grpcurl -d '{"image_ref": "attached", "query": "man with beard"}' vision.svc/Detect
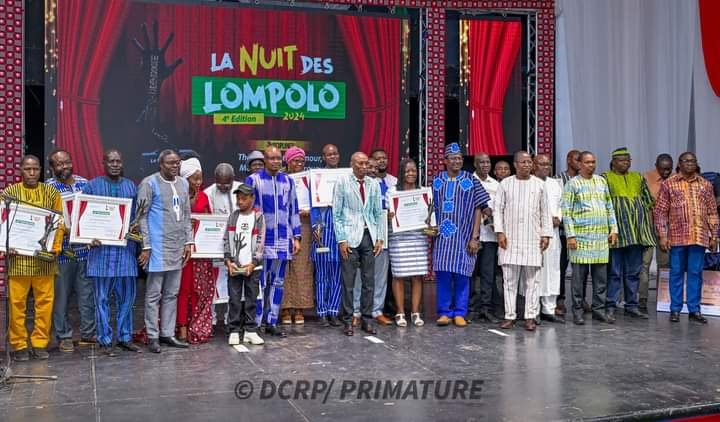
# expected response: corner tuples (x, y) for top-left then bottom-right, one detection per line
(432, 143), (489, 327)
(46, 149), (95, 353)
(603, 148), (655, 321)
(83, 149), (142, 356)
(137, 149), (194, 352)
(654, 152), (719, 324)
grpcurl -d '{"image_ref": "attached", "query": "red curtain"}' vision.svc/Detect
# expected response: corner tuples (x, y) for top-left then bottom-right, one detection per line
(467, 20), (521, 156)
(700, 0), (720, 97)
(56, 0), (130, 177)
(336, 15), (401, 175)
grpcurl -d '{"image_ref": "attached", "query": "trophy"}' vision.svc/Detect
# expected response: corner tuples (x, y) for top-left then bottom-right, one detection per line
(313, 222), (330, 253)
(36, 214), (60, 262)
(125, 199), (147, 243)
(422, 197), (439, 237)
(229, 231), (249, 276)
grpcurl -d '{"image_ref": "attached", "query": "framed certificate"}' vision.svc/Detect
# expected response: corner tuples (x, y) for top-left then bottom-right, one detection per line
(69, 194), (133, 246)
(0, 202), (62, 256)
(309, 168), (350, 207)
(388, 188), (436, 233)
(61, 193), (76, 229)
(289, 171), (311, 211)
(191, 214), (228, 258)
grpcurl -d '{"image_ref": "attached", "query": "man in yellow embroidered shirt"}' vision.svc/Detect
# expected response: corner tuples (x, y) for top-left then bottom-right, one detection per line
(2, 155), (64, 361)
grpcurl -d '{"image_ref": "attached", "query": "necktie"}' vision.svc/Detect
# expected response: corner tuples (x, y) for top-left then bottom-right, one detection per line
(358, 179), (365, 204)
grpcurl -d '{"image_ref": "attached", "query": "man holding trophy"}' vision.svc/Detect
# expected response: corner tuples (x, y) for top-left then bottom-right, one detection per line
(83, 149), (143, 356)
(2, 155), (64, 361)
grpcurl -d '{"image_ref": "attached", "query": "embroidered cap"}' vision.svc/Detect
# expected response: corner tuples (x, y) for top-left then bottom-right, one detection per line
(611, 147), (630, 157)
(233, 183), (254, 196)
(445, 143), (462, 157)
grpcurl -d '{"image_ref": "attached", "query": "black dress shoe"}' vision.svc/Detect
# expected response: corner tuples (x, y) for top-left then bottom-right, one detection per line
(148, 339), (161, 353)
(159, 336), (189, 348)
(343, 324), (354, 336)
(540, 313), (565, 324)
(117, 341), (143, 353)
(606, 309), (616, 324)
(573, 309), (585, 325)
(361, 319), (377, 335)
(328, 316), (342, 327)
(625, 308), (649, 319)
(592, 310), (610, 323)
(265, 326), (288, 337)
(480, 311), (500, 324)
(689, 312), (708, 324)
(319, 316), (330, 327)
(669, 312), (680, 322)
(99, 345), (117, 357)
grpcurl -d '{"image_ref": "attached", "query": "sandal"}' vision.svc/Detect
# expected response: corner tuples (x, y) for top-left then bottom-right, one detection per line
(411, 313), (425, 327)
(395, 313), (407, 327)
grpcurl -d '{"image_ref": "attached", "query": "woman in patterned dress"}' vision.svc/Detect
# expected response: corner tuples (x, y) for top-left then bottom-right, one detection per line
(177, 156), (216, 343)
(280, 147), (315, 324)
(389, 158), (428, 327)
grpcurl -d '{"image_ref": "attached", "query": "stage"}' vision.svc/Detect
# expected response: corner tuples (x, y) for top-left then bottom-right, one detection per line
(1, 288), (720, 422)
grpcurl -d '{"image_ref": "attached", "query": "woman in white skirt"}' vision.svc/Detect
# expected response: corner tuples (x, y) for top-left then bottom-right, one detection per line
(389, 158), (429, 327)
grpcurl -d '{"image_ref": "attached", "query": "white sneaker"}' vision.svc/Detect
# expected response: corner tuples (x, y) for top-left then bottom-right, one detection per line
(243, 332), (265, 345)
(228, 332), (240, 345)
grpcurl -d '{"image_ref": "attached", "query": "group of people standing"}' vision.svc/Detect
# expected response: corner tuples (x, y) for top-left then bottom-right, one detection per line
(2, 142), (717, 361)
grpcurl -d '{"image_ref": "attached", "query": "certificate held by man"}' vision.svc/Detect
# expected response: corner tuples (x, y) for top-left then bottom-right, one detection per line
(388, 188), (437, 233)
(0, 202), (61, 257)
(309, 168), (350, 207)
(191, 214), (228, 258)
(289, 170), (311, 211)
(70, 194), (133, 246)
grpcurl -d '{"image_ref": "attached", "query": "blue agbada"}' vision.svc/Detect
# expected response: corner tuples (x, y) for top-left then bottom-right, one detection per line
(431, 170), (489, 277)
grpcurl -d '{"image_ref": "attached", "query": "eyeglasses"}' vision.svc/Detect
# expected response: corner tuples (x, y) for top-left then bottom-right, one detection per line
(680, 159), (697, 164)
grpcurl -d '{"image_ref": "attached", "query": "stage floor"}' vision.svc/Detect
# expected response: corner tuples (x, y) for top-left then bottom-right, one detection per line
(2, 297), (720, 421)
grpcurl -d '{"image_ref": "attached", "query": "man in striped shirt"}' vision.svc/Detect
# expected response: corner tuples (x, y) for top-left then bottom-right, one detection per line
(46, 149), (95, 353)
(654, 152), (719, 324)
(432, 143), (489, 327)
(495, 151), (553, 331)
(562, 151), (618, 325)
(246, 145), (302, 337)
(83, 149), (142, 356)
(3, 155), (64, 361)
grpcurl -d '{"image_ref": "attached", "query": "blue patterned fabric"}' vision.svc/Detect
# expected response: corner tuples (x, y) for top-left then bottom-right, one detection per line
(246, 169), (301, 260)
(83, 177), (139, 277)
(46, 175), (90, 263)
(432, 170), (489, 277)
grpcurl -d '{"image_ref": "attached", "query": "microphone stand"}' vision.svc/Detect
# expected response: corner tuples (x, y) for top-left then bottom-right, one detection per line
(1, 193), (58, 386)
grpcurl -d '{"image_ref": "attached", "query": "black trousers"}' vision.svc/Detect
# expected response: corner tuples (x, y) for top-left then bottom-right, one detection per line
(469, 242), (500, 314)
(559, 235), (569, 300)
(341, 230), (375, 324)
(571, 263), (607, 312)
(227, 270), (260, 333)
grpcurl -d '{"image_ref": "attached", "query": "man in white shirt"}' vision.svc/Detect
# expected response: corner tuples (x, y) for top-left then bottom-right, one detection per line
(469, 153), (501, 323)
(534, 154), (565, 323)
